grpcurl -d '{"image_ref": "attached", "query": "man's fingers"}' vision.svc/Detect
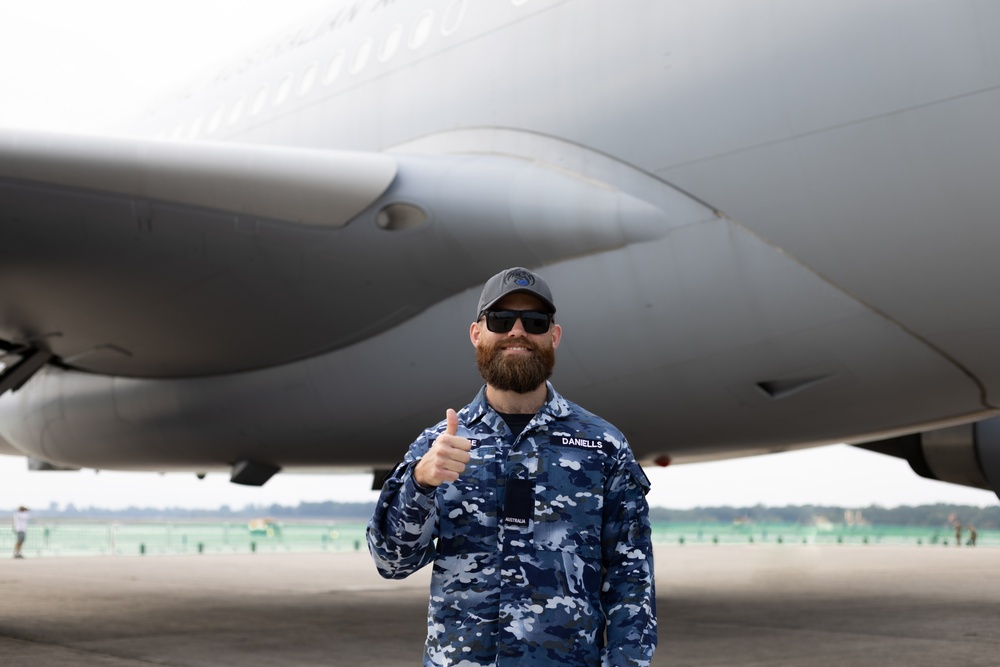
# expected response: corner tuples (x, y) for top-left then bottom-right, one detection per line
(441, 457), (468, 474)
(439, 434), (472, 452)
(415, 412), (472, 487)
(445, 446), (471, 464)
(439, 410), (471, 451)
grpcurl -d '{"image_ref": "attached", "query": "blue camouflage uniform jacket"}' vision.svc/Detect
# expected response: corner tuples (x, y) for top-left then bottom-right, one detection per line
(367, 383), (656, 667)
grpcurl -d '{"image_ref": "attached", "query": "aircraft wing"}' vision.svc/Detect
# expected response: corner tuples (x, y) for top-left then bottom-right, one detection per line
(0, 128), (697, 377)
(1, 128), (398, 228)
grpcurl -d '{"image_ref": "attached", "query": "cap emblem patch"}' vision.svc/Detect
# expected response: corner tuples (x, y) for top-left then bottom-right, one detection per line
(506, 269), (535, 287)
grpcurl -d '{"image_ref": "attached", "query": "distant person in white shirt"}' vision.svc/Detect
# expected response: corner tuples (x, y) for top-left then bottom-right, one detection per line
(13, 506), (29, 559)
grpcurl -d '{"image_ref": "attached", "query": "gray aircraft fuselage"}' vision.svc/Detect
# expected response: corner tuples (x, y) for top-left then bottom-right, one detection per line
(2, 0), (1000, 482)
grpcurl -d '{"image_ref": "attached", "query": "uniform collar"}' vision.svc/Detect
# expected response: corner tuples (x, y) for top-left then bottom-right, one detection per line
(462, 381), (572, 431)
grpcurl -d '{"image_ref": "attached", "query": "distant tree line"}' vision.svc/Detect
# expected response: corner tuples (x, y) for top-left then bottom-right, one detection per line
(14, 500), (377, 521)
(8, 502), (998, 528)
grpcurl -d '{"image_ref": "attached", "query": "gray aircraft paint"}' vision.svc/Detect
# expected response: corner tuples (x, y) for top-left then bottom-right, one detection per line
(1, 0), (999, 486)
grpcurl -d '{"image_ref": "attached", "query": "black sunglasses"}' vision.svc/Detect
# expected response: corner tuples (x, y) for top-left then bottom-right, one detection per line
(481, 309), (553, 335)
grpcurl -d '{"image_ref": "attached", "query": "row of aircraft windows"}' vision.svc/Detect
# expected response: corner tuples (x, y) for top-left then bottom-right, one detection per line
(162, 0), (533, 140)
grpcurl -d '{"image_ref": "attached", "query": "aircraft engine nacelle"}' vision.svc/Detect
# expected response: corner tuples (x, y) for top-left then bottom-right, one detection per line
(859, 418), (1000, 501)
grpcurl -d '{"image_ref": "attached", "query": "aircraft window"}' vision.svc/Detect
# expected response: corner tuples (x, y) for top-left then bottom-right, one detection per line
(324, 50), (346, 85)
(410, 11), (434, 49)
(207, 105), (224, 134)
(350, 37), (374, 74)
(273, 74), (293, 106)
(379, 24), (403, 62)
(228, 95), (247, 125)
(441, 0), (467, 36)
(189, 116), (203, 139)
(298, 62), (318, 96)
(250, 85), (269, 117)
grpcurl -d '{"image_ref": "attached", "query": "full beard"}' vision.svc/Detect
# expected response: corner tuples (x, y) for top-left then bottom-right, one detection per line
(476, 336), (556, 394)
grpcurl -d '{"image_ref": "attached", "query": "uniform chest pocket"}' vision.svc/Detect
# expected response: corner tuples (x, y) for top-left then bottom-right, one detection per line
(533, 442), (606, 558)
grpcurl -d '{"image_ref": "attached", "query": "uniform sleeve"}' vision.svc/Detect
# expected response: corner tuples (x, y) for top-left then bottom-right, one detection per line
(366, 431), (441, 580)
(601, 456), (657, 667)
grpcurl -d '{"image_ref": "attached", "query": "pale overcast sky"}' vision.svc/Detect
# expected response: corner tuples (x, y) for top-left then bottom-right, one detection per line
(0, 1), (995, 512)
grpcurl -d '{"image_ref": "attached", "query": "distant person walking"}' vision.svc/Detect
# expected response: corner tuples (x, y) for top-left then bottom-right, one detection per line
(966, 524), (978, 547)
(948, 513), (962, 547)
(12, 506), (29, 559)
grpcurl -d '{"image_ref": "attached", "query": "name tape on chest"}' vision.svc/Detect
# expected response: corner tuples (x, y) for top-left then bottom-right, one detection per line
(551, 435), (608, 452)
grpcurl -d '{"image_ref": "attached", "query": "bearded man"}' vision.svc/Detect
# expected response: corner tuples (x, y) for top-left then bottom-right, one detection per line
(367, 267), (657, 667)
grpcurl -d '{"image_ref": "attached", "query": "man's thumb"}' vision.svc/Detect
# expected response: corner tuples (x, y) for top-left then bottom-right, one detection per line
(445, 408), (458, 436)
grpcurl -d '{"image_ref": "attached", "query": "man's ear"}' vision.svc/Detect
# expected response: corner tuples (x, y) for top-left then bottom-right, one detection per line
(551, 323), (562, 350)
(470, 320), (482, 347)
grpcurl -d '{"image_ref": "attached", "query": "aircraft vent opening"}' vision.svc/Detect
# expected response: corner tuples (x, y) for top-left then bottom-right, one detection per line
(376, 203), (427, 231)
(756, 374), (833, 400)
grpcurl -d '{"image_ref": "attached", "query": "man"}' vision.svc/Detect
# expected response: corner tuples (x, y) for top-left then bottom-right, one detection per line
(367, 267), (656, 667)
(13, 506), (29, 559)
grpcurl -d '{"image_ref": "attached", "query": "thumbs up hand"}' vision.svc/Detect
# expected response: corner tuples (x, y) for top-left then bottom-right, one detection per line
(414, 409), (473, 488)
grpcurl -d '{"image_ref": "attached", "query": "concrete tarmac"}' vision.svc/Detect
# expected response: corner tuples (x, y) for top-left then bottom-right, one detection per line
(1, 545), (998, 666)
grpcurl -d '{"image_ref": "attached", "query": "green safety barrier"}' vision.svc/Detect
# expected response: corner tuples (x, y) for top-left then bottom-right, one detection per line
(648, 521), (997, 548)
(0, 520), (369, 558)
(0, 520), (995, 558)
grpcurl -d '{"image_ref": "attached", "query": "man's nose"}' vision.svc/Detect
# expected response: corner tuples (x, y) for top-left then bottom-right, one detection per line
(507, 316), (528, 336)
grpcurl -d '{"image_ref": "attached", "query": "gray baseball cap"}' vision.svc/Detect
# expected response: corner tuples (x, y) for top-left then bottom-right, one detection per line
(477, 267), (556, 318)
